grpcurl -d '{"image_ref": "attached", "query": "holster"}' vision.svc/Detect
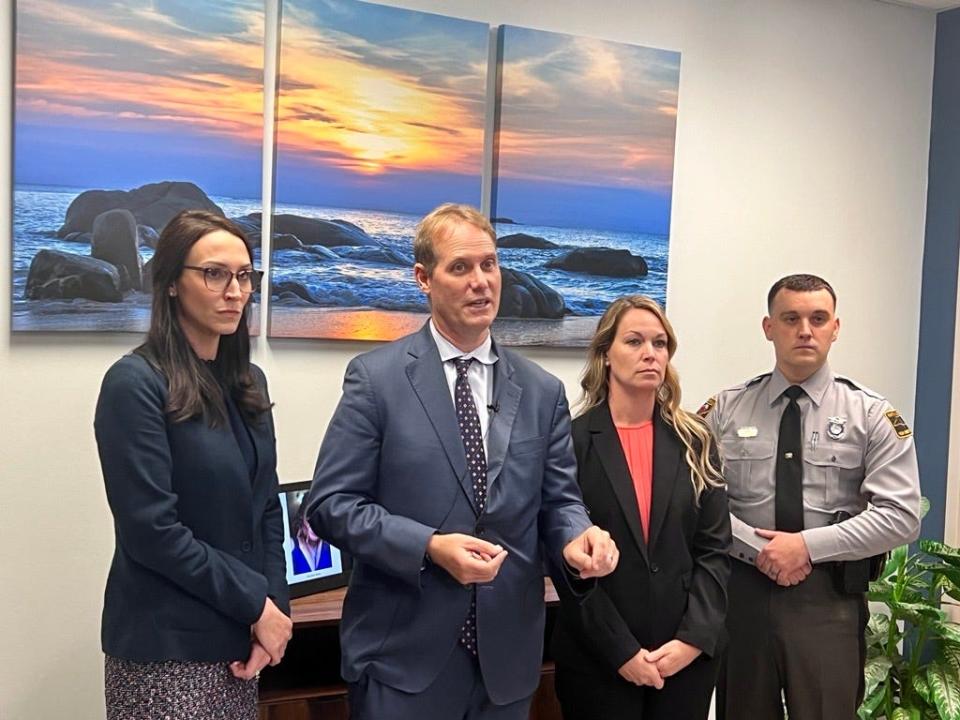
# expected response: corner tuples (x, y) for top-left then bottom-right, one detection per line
(829, 511), (886, 595)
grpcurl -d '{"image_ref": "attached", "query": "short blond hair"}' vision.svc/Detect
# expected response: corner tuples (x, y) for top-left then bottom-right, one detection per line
(413, 203), (495, 275)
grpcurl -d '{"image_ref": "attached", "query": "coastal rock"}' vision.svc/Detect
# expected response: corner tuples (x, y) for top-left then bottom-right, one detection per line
(546, 248), (648, 277)
(301, 245), (340, 261)
(63, 231), (93, 243)
(92, 209), (142, 290)
(498, 267), (566, 319)
(272, 280), (320, 304)
(25, 250), (124, 302)
(137, 224), (160, 248)
(333, 245), (412, 265)
(246, 213), (377, 247)
(57, 181), (223, 237)
(230, 216), (263, 248)
(141, 257), (154, 292)
(271, 233), (303, 251)
(492, 217), (516, 224)
(497, 233), (558, 250)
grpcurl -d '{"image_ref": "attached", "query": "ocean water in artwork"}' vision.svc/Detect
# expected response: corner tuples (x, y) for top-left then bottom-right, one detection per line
(12, 186), (263, 332)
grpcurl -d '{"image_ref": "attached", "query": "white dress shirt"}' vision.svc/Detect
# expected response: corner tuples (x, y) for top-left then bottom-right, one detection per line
(428, 319), (498, 456)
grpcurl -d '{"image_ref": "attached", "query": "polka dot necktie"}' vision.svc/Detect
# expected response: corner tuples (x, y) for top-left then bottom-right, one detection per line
(454, 356), (487, 656)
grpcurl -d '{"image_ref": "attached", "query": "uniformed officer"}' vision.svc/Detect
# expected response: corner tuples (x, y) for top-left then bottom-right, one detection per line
(701, 273), (921, 720)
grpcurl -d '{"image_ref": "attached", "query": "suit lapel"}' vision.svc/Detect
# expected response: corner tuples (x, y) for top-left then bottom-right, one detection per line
(485, 351), (521, 490)
(589, 403), (649, 564)
(404, 324), (476, 514)
(648, 410), (681, 550)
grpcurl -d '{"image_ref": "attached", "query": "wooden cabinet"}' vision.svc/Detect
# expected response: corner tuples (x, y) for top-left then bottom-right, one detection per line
(258, 582), (563, 720)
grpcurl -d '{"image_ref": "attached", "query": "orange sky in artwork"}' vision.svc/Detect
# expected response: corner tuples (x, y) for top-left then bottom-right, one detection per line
(276, 48), (484, 177)
(16, 27), (265, 144)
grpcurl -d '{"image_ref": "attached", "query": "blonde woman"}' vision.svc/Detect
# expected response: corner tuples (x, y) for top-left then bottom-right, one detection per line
(552, 296), (731, 720)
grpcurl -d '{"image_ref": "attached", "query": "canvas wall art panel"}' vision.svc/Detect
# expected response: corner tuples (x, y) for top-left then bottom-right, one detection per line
(267, 0), (489, 340)
(12, 0), (266, 332)
(490, 26), (681, 346)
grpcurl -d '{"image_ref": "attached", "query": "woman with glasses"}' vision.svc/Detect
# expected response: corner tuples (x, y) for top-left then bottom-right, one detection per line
(94, 210), (292, 720)
(551, 295), (731, 720)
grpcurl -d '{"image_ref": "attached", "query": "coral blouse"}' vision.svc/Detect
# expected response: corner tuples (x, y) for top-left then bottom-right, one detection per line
(615, 421), (654, 543)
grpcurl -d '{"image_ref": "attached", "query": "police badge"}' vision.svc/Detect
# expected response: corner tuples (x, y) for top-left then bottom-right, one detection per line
(826, 416), (847, 440)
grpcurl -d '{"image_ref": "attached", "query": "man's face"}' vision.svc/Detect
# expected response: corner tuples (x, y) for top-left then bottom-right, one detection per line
(763, 288), (839, 383)
(414, 220), (501, 351)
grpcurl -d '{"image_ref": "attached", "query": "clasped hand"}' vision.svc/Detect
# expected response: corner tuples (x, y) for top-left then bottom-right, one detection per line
(618, 640), (701, 688)
(231, 597), (293, 680)
(427, 533), (508, 585)
(755, 529), (812, 586)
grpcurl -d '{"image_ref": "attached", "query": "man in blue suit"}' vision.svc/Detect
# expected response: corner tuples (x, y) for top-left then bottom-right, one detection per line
(306, 203), (619, 719)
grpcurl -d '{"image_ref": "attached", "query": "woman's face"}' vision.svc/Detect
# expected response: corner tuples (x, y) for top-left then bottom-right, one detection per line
(172, 230), (251, 354)
(605, 307), (670, 398)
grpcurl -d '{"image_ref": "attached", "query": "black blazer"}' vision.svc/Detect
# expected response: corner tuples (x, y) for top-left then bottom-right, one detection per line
(94, 354), (290, 663)
(552, 402), (731, 675)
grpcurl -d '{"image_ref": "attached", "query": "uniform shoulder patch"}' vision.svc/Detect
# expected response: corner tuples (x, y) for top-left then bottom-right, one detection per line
(885, 410), (912, 439)
(697, 397), (716, 419)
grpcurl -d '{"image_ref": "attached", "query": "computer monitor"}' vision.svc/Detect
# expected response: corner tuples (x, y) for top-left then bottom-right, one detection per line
(278, 480), (351, 598)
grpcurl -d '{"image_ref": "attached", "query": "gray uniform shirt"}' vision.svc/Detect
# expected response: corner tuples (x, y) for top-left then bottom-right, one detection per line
(703, 363), (921, 566)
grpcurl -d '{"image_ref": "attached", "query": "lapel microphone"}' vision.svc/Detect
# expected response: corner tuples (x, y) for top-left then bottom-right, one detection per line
(487, 402), (500, 414)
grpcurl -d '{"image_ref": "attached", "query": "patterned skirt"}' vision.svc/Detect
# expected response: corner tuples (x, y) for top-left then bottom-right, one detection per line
(104, 655), (258, 720)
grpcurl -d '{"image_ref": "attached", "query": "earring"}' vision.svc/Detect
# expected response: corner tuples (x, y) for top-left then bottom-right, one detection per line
(168, 286), (177, 297)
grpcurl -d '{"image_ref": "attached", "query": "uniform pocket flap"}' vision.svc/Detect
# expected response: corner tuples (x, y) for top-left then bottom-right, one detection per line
(721, 438), (775, 462)
(805, 445), (861, 469)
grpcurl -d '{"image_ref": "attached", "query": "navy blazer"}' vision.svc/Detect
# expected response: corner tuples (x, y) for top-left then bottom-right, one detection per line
(306, 322), (592, 705)
(552, 402), (731, 675)
(94, 354), (289, 663)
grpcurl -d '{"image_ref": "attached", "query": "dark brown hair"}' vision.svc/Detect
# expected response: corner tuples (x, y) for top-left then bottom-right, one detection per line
(767, 274), (836, 312)
(135, 209), (270, 426)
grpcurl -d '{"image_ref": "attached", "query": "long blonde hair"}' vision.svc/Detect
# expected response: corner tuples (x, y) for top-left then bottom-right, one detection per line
(578, 295), (723, 499)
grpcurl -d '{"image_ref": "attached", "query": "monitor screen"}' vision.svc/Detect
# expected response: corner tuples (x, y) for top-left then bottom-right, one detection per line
(278, 480), (351, 598)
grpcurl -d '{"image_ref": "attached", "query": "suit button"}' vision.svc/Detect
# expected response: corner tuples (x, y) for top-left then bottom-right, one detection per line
(241, 541), (252, 552)
(476, 525), (485, 536)
(650, 563), (660, 573)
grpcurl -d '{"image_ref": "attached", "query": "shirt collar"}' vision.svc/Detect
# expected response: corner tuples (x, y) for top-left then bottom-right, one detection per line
(429, 319), (498, 366)
(767, 362), (833, 408)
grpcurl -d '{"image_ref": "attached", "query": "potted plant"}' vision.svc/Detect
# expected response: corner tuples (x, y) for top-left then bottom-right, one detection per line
(860, 525), (960, 719)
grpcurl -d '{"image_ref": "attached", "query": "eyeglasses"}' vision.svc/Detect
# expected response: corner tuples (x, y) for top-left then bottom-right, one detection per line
(182, 266), (263, 293)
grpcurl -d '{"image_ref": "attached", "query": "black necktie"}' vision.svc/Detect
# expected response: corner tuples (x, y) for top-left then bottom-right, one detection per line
(775, 385), (805, 533)
(454, 357), (487, 655)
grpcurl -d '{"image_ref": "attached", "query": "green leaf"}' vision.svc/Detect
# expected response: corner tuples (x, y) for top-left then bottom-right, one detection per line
(892, 707), (921, 720)
(922, 541), (960, 568)
(927, 663), (960, 720)
(914, 672), (932, 704)
(866, 613), (893, 649)
(863, 655), (893, 701)
(935, 622), (960, 647)
(921, 496), (931, 519)
(889, 600), (947, 625)
(859, 685), (886, 719)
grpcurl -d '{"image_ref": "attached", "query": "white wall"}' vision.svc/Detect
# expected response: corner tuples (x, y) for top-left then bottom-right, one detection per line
(0, 0), (935, 717)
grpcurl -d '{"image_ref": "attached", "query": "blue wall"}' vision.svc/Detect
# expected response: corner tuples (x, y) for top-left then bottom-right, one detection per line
(916, 7), (960, 542)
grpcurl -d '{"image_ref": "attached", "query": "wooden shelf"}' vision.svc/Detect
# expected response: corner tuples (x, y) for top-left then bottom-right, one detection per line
(259, 578), (562, 719)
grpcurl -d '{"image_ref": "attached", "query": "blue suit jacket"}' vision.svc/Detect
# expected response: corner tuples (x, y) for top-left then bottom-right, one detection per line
(94, 354), (289, 663)
(306, 323), (592, 704)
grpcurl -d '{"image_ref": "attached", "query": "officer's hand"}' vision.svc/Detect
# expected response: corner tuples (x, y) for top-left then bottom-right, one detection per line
(618, 649), (664, 689)
(776, 561), (812, 587)
(427, 533), (507, 585)
(646, 639), (702, 678)
(755, 529), (811, 582)
(563, 526), (619, 579)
